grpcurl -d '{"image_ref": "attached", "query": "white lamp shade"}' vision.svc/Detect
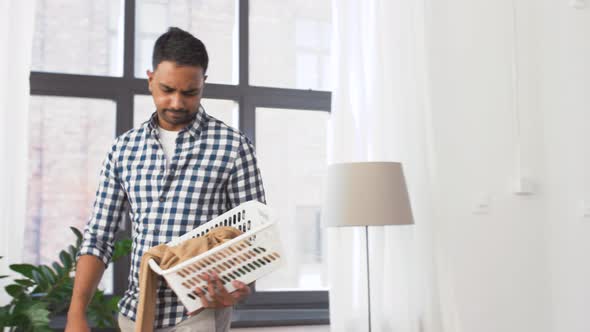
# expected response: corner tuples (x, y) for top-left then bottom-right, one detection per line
(323, 162), (414, 227)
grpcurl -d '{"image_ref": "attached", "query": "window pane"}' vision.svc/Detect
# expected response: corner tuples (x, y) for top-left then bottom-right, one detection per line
(135, 0), (237, 84)
(255, 108), (330, 290)
(134, 95), (238, 130)
(31, 0), (124, 76)
(250, 0), (332, 90)
(24, 96), (117, 294)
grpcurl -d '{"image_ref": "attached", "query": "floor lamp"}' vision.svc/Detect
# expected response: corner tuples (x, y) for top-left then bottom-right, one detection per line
(323, 162), (414, 332)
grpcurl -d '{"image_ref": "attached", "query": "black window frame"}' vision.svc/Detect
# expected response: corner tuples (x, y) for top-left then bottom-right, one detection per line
(31, 0), (331, 328)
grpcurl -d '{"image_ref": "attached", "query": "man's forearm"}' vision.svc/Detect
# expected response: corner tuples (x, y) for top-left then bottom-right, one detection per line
(68, 255), (106, 316)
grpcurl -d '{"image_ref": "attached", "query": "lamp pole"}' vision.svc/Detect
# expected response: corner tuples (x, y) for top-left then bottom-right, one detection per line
(366, 226), (372, 332)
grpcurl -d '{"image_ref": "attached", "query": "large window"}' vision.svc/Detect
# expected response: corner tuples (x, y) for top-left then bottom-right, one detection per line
(31, 0), (125, 76)
(250, 0), (332, 90)
(25, 96), (117, 294)
(28, 0), (331, 327)
(256, 108), (330, 291)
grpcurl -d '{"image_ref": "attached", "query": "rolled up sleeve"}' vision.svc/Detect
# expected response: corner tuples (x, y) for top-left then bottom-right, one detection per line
(77, 140), (126, 266)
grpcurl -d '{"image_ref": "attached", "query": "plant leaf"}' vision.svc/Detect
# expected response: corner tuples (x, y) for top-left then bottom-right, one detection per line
(0, 304), (16, 327)
(59, 250), (72, 269)
(108, 295), (121, 311)
(112, 238), (132, 262)
(70, 226), (84, 246)
(9, 264), (35, 279)
(23, 302), (51, 331)
(31, 269), (49, 291)
(87, 290), (120, 328)
(38, 265), (57, 285)
(68, 245), (78, 260)
(0, 228), (122, 331)
(14, 278), (35, 288)
(5, 284), (24, 298)
(51, 262), (65, 278)
(11, 299), (42, 329)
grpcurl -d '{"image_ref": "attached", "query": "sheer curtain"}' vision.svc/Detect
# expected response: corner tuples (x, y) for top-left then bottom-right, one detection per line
(326, 0), (457, 331)
(0, 0), (36, 305)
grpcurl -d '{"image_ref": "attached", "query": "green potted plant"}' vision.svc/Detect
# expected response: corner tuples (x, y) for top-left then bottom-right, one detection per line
(0, 227), (131, 331)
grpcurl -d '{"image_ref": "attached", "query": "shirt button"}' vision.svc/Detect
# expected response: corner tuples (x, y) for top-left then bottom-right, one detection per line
(159, 197), (165, 202)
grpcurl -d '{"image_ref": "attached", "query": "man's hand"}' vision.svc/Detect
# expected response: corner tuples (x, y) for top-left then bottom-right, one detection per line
(190, 272), (251, 314)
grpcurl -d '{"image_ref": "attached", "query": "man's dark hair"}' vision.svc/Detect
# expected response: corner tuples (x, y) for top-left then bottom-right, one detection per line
(152, 27), (209, 73)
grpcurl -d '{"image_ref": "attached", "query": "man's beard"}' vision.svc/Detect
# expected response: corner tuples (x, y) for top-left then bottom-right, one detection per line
(162, 108), (195, 124)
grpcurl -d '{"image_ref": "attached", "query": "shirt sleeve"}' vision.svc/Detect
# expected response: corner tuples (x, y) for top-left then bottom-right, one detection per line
(226, 137), (266, 208)
(77, 139), (126, 267)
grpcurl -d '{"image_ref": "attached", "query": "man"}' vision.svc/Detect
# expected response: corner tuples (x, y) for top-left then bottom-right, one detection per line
(66, 27), (265, 332)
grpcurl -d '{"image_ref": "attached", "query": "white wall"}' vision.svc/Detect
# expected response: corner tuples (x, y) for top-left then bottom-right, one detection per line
(425, 0), (589, 331)
(538, 1), (590, 332)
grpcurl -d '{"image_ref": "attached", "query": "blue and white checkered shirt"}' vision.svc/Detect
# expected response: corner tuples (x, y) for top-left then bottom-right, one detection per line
(78, 107), (266, 328)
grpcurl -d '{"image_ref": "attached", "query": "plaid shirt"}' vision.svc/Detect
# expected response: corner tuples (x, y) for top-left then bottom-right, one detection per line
(78, 108), (266, 328)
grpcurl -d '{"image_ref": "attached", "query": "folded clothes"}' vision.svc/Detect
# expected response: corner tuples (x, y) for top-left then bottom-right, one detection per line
(136, 226), (243, 332)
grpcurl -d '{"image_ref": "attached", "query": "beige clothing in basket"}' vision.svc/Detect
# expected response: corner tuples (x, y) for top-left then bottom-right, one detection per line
(136, 226), (243, 332)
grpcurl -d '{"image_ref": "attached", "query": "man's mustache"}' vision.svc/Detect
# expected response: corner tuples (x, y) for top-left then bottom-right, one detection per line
(164, 108), (189, 114)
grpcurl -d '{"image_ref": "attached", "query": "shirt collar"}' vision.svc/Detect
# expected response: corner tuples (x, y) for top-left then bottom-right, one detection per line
(146, 106), (208, 139)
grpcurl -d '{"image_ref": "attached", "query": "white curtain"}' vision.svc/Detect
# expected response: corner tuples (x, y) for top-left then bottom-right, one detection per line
(0, 0), (36, 305)
(327, 0), (455, 331)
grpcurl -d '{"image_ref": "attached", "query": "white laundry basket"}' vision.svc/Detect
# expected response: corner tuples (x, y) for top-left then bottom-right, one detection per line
(147, 200), (283, 313)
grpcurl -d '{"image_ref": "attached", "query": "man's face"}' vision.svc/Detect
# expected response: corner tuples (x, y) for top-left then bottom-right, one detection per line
(147, 60), (206, 131)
